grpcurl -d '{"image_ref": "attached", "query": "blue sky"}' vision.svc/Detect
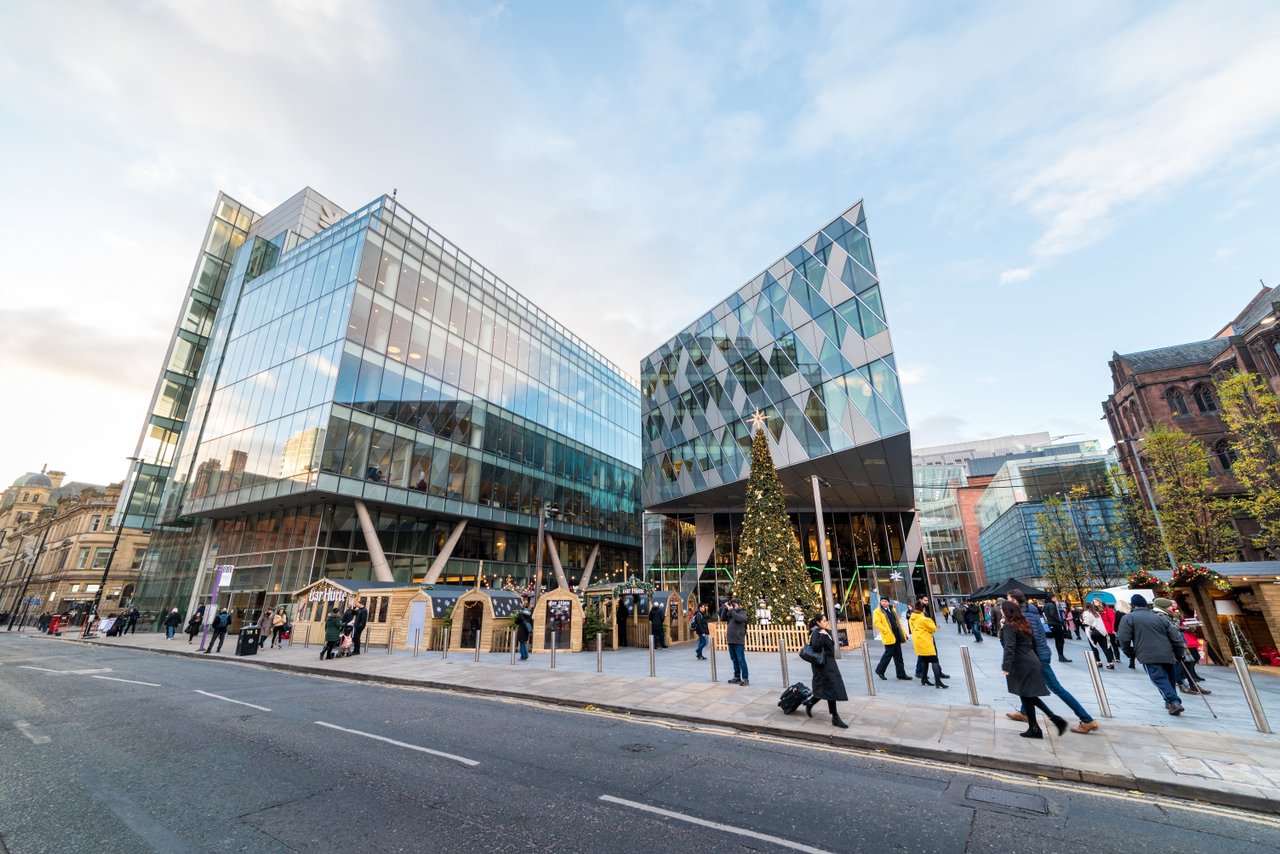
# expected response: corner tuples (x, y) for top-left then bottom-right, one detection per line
(2, 0), (1279, 485)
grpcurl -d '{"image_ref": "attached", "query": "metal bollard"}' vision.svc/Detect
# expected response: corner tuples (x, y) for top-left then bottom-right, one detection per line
(413, 628), (420, 658)
(1233, 655), (1273, 734)
(474, 633), (481, 662)
(551, 630), (558, 669)
(709, 635), (718, 682)
(861, 642), (876, 696)
(649, 635), (656, 677)
(510, 632), (517, 665)
(596, 633), (603, 673)
(442, 628), (450, 659)
(778, 636), (790, 687)
(1085, 653), (1113, 718)
(304, 625), (311, 649)
(387, 627), (394, 655)
(959, 646), (979, 707)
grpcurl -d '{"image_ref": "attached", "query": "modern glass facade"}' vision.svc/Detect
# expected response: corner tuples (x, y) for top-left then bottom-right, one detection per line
(913, 464), (977, 597)
(641, 201), (922, 612)
(978, 497), (1136, 586)
(128, 190), (641, 619)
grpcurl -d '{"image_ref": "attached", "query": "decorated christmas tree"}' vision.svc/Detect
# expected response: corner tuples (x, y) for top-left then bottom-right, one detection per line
(734, 418), (822, 624)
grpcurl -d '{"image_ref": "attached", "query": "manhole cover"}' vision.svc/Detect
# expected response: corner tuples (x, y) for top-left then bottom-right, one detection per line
(965, 785), (1049, 814)
(621, 743), (654, 752)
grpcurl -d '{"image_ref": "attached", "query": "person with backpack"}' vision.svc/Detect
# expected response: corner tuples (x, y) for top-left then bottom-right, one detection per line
(691, 603), (709, 660)
(203, 608), (231, 654)
(800, 614), (849, 728)
(515, 601), (533, 660)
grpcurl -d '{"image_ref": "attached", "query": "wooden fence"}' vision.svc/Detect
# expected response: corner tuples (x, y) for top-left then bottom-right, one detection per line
(710, 621), (865, 652)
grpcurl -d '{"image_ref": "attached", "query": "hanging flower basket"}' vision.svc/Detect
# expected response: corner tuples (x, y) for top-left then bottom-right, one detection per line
(1126, 569), (1166, 593)
(1171, 564), (1232, 592)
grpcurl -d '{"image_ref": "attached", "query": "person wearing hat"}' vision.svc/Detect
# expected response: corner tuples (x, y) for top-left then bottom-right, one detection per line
(1117, 594), (1189, 715)
(1152, 598), (1211, 695)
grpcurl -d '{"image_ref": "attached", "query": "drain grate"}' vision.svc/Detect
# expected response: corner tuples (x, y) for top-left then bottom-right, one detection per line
(621, 743), (655, 753)
(965, 785), (1049, 814)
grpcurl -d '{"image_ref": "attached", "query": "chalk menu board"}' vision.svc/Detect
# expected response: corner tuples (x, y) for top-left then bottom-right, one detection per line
(544, 599), (572, 643)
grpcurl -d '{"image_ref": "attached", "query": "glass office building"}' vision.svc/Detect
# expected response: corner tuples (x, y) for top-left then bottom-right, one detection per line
(913, 464), (978, 598)
(641, 201), (922, 614)
(125, 189), (641, 619)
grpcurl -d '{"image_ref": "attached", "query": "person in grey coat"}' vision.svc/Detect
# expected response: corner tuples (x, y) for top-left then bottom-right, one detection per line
(1117, 594), (1188, 715)
(999, 600), (1066, 739)
(722, 599), (749, 686)
(801, 615), (849, 728)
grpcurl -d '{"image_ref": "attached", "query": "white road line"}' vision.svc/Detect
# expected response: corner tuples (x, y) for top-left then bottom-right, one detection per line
(313, 721), (479, 767)
(68, 668), (113, 675)
(194, 690), (271, 712)
(92, 675), (161, 687)
(14, 720), (51, 745)
(598, 795), (834, 854)
(18, 665), (62, 673)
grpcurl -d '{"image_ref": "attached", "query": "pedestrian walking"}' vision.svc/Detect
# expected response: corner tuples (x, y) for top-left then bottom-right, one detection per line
(123, 607), (140, 635)
(872, 597), (911, 680)
(941, 602), (951, 624)
(321, 607), (342, 660)
(1178, 618), (1209, 689)
(1153, 598), (1210, 696)
(256, 607), (273, 649)
(801, 614), (849, 728)
(271, 608), (287, 647)
(999, 599), (1067, 739)
(1064, 604), (1078, 640)
(1082, 603), (1115, 668)
(1101, 602), (1122, 664)
(185, 607), (204, 644)
(1043, 593), (1071, 662)
(964, 601), (983, 642)
(1117, 594), (1188, 716)
(515, 601), (533, 660)
(1114, 606), (1136, 669)
(722, 598), (749, 686)
(1005, 591), (1098, 734)
(649, 600), (668, 649)
(164, 608), (181, 640)
(342, 599), (368, 655)
(203, 608), (230, 654)
(909, 600), (947, 688)
(691, 603), (709, 660)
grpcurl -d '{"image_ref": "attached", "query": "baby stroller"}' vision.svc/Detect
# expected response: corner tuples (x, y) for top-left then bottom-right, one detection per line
(337, 625), (355, 658)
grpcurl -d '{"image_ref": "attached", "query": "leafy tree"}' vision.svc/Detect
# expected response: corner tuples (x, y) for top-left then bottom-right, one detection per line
(1141, 423), (1237, 563)
(1109, 465), (1170, 573)
(734, 426), (822, 624)
(1216, 370), (1280, 557)
(1032, 495), (1099, 604)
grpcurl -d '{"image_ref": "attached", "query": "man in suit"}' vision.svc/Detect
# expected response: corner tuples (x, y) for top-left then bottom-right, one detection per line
(872, 597), (911, 680)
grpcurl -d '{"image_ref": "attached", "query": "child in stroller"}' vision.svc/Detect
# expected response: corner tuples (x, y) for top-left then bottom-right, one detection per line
(337, 625), (355, 657)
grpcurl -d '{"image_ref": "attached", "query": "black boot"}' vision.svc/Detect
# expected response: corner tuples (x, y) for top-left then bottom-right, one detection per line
(936, 680), (949, 689)
(802, 698), (815, 717)
(921, 675), (933, 686)
(1019, 726), (1043, 739)
(832, 714), (849, 729)
(1049, 715), (1067, 736)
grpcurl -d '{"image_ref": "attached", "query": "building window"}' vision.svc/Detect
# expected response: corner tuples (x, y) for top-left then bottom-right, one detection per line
(1214, 440), (1238, 473)
(1192, 385), (1218, 413)
(1166, 388), (1189, 416)
(21, 493), (29, 502)
(76, 548), (91, 568)
(71, 584), (80, 593)
(91, 548), (112, 569)
(90, 515), (101, 532)
(130, 548), (147, 570)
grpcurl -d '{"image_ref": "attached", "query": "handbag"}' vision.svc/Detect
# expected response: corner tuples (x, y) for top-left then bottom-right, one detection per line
(799, 644), (826, 667)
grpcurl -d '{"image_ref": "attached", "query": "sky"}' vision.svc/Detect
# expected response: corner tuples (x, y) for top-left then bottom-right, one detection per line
(1, 0), (1279, 487)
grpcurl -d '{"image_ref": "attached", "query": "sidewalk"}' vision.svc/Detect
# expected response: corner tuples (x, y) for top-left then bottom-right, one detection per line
(38, 628), (1280, 815)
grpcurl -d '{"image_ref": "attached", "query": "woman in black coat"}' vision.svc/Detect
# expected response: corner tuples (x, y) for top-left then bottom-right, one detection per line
(801, 614), (849, 729)
(184, 608), (204, 645)
(999, 600), (1065, 739)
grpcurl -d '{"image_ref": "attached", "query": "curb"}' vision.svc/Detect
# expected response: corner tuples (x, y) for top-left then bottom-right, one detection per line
(45, 635), (1280, 816)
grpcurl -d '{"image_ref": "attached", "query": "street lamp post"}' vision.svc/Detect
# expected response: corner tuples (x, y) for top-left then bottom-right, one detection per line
(532, 502), (559, 605)
(8, 524), (51, 630)
(82, 457), (142, 638)
(1123, 436), (1178, 572)
(810, 476), (841, 659)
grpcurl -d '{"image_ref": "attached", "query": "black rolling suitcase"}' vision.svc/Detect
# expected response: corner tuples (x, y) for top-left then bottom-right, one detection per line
(778, 682), (812, 714)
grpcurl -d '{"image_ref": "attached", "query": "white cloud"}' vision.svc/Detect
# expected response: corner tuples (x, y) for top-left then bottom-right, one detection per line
(897, 363), (933, 386)
(998, 267), (1032, 285)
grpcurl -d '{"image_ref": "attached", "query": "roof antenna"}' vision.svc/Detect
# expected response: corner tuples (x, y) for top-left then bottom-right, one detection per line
(392, 188), (398, 199)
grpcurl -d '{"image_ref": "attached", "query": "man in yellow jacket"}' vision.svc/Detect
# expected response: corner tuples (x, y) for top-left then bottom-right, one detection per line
(872, 597), (911, 680)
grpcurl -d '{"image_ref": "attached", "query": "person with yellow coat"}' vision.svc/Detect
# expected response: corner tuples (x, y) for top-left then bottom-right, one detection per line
(909, 600), (948, 689)
(872, 597), (911, 680)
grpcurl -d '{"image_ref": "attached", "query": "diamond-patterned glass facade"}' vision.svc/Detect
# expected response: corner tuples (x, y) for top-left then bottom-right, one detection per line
(641, 201), (913, 513)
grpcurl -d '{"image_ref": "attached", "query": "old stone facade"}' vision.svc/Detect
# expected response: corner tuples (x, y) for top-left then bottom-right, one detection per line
(0, 471), (150, 625)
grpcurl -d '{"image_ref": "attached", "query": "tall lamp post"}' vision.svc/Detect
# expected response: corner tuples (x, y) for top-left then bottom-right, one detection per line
(532, 502), (559, 605)
(810, 475), (841, 658)
(83, 456), (142, 638)
(7, 525), (51, 630)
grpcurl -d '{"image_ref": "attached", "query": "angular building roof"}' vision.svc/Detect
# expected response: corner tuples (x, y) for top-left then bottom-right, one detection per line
(1116, 339), (1230, 373)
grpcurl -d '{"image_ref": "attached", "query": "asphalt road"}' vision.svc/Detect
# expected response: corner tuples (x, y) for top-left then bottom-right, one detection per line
(1, 634), (1277, 854)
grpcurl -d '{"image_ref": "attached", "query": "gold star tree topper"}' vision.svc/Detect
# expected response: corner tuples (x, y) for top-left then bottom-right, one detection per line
(748, 408), (767, 431)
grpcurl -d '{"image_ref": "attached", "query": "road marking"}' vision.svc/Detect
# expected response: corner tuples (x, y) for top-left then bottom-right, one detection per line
(18, 665), (61, 672)
(598, 795), (833, 853)
(194, 690), (271, 712)
(68, 668), (113, 675)
(314, 721), (479, 767)
(91, 675), (161, 687)
(14, 720), (51, 745)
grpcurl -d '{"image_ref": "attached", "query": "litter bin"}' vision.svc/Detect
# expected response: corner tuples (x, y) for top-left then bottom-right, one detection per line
(236, 626), (260, 656)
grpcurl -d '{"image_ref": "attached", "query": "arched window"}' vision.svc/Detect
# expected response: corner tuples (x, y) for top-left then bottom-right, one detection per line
(1214, 439), (1238, 473)
(1166, 388), (1189, 416)
(1192, 384), (1218, 413)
